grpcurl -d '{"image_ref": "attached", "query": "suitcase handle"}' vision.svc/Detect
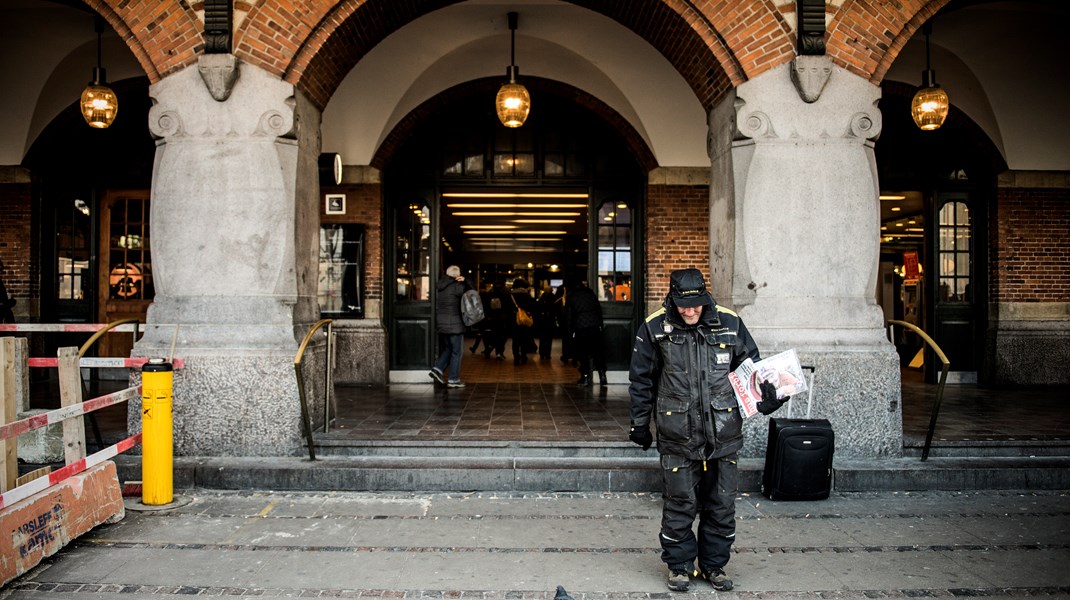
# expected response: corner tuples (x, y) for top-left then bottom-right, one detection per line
(786, 365), (816, 419)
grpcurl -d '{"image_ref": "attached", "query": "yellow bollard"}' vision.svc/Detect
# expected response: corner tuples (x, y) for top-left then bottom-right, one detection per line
(141, 358), (173, 505)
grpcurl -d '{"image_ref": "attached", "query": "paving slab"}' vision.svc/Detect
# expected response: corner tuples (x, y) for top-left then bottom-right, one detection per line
(3, 489), (1069, 600)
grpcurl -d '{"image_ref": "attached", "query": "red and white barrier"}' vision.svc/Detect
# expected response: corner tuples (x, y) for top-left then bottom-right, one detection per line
(0, 433), (141, 510)
(27, 357), (185, 369)
(0, 323), (139, 333)
(0, 386), (141, 442)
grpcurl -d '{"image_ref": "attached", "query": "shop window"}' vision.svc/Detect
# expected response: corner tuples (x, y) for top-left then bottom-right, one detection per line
(938, 201), (970, 302)
(318, 225), (364, 318)
(396, 202), (431, 301)
(596, 200), (632, 302)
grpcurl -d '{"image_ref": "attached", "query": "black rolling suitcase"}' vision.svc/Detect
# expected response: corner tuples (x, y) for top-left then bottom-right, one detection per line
(761, 366), (834, 500)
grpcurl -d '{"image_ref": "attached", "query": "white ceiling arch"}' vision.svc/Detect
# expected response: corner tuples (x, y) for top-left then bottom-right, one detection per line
(321, 1), (711, 169)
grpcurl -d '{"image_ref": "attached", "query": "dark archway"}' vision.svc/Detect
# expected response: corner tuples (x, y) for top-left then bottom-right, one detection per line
(381, 81), (649, 377)
(876, 81), (1006, 383)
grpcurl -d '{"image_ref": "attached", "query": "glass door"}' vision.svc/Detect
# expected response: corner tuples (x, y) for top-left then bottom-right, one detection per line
(389, 192), (434, 369)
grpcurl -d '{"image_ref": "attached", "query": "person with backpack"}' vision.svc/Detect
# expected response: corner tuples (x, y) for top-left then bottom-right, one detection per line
(429, 265), (472, 388)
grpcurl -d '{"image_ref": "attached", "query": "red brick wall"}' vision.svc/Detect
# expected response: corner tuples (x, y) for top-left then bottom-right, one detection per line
(0, 183), (34, 304)
(92, 0), (934, 117)
(322, 183), (383, 308)
(990, 187), (1070, 303)
(645, 184), (710, 309)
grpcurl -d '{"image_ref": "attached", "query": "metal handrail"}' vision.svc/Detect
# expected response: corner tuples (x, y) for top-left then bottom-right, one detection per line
(76, 317), (141, 450)
(887, 319), (950, 461)
(294, 319), (333, 461)
(77, 317), (141, 358)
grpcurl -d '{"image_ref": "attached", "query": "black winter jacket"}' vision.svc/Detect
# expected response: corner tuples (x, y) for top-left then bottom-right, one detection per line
(566, 284), (603, 331)
(628, 296), (760, 460)
(435, 275), (470, 335)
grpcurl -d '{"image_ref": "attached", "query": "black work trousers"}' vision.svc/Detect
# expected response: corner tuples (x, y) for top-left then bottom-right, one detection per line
(658, 452), (738, 573)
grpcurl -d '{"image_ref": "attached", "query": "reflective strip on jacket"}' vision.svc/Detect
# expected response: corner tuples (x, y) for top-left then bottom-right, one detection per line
(628, 299), (760, 460)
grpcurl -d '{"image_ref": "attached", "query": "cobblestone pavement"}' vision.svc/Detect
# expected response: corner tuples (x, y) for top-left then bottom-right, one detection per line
(4, 489), (1070, 599)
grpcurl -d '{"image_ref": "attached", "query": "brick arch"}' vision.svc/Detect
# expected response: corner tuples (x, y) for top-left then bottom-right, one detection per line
(827, 0), (953, 83)
(91, 0), (205, 82)
(240, 0), (759, 113)
(90, 0), (955, 111)
(370, 77), (658, 173)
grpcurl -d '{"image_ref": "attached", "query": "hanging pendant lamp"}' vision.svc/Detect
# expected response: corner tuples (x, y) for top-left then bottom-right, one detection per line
(495, 12), (530, 128)
(911, 22), (949, 131)
(81, 16), (118, 129)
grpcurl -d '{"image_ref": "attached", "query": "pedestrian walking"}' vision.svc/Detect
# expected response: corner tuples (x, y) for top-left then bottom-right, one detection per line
(565, 276), (606, 385)
(508, 278), (537, 365)
(627, 267), (787, 592)
(535, 284), (556, 360)
(429, 265), (471, 388)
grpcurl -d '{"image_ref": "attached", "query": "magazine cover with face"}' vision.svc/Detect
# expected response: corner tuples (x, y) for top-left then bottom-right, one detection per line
(727, 348), (809, 418)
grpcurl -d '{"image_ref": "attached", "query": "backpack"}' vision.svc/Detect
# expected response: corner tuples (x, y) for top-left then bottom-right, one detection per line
(461, 289), (485, 326)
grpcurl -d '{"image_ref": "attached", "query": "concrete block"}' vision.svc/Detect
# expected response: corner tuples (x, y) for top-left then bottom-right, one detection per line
(16, 409), (63, 464)
(0, 461), (124, 586)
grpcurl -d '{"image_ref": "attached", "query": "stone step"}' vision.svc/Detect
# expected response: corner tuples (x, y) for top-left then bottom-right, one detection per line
(903, 439), (1070, 458)
(112, 452), (1070, 494)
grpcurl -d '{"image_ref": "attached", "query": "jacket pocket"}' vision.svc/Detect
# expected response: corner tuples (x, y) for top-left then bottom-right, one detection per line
(655, 396), (692, 445)
(710, 393), (742, 444)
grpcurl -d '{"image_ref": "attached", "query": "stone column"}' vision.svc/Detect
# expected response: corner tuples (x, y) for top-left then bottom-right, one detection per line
(131, 62), (323, 456)
(716, 62), (903, 458)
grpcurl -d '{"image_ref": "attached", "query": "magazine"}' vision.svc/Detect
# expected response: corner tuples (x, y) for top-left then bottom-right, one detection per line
(727, 349), (808, 418)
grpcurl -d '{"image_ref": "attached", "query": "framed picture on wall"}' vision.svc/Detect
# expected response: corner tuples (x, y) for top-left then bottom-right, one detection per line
(325, 194), (346, 215)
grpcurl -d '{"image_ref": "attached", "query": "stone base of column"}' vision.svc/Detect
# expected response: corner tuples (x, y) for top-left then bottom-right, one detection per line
(740, 347), (903, 460)
(984, 323), (1070, 385)
(126, 351), (309, 457)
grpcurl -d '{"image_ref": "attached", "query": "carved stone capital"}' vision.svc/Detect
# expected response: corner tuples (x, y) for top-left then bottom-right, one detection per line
(150, 62), (296, 140)
(790, 55), (832, 103)
(735, 62), (881, 142)
(198, 53), (240, 102)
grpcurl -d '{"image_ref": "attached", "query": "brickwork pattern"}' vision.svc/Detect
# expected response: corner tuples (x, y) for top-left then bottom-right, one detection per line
(91, 0), (935, 117)
(323, 183), (383, 306)
(644, 184), (711, 309)
(991, 187), (1070, 303)
(0, 183), (34, 302)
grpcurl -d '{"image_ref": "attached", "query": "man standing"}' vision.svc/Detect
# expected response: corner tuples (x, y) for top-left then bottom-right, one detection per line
(565, 276), (607, 385)
(627, 268), (786, 592)
(429, 265), (471, 388)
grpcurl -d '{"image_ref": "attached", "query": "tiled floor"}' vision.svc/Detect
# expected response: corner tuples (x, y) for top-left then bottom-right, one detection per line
(328, 339), (1070, 444)
(30, 337), (1070, 448)
(331, 348), (628, 441)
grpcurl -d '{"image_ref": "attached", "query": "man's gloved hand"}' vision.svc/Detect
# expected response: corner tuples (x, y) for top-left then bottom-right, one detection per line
(629, 424), (653, 450)
(756, 380), (788, 415)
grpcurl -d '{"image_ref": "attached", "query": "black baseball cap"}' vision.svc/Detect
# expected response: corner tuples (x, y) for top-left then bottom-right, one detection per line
(668, 268), (712, 308)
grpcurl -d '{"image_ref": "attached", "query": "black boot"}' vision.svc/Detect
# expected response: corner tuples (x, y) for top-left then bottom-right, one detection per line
(598, 371), (608, 386)
(576, 374), (592, 385)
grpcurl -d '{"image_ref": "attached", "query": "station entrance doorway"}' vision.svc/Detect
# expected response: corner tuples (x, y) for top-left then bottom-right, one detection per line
(383, 85), (647, 382)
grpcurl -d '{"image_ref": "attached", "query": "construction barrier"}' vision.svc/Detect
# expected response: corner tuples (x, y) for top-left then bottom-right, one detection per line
(0, 323), (139, 333)
(0, 461), (125, 585)
(27, 357), (185, 369)
(0, 339), (174, 586)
